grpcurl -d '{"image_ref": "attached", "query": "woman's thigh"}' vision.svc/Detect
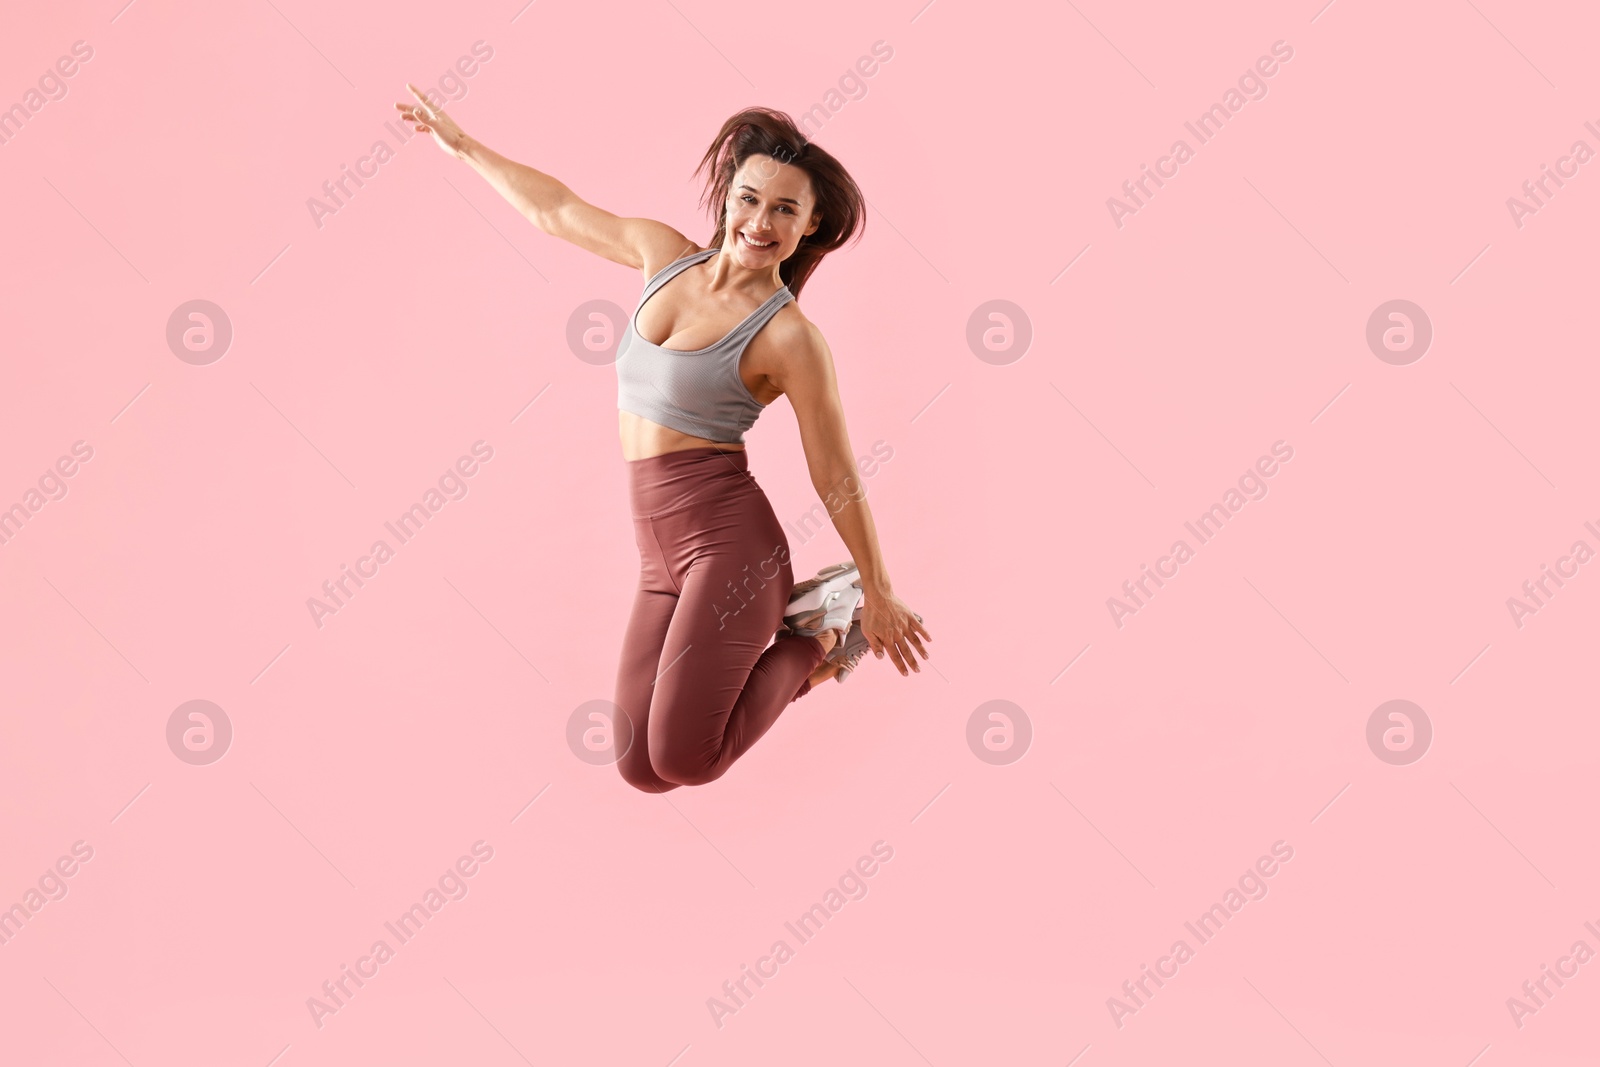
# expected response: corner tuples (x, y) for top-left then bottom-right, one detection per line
(645, 487), (797, 768)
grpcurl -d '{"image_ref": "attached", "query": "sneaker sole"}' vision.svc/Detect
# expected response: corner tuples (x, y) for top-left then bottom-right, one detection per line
(825, 609), (869, 663)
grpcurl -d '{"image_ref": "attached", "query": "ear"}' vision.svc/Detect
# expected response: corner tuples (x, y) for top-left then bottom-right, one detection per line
(805, 215), (822, 237)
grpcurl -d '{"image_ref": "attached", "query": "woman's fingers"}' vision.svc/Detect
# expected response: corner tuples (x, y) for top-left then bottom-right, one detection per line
(393, 99), (427, 126)
(395, 86), (470, 151)
(401, 84), (441, 125)
(867, 626), (900, 671)
(861, 601), (931, 677)
(887, 621), (914, 674)
(900, 633), (921, 672)
(891, 619), (930, 675)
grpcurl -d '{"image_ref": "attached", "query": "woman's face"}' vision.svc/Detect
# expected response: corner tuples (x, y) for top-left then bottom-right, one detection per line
(726, 153), (821, 265)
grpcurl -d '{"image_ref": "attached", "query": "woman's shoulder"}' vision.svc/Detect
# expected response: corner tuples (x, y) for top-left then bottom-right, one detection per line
(759, 298), (826, 364)
(770, 289), (815, 332)
(637, 237), (709, 285)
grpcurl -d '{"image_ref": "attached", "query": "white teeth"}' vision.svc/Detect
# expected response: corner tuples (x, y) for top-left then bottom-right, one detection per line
(742, 233), (775, 248)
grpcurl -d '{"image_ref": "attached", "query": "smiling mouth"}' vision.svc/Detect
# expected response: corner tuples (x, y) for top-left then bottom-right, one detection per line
(740, 232), (777, 249)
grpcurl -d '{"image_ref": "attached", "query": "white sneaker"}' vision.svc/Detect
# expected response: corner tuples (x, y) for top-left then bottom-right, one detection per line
(791, 586), (862, 645)
(835, 642), (871, 683)
(830, 617), (870, 682)
(783, 561), (860, 617)
(781, 561), (862, 637)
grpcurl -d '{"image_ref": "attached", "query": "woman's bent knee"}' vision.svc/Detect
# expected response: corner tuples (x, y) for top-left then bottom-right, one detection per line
(618, 759), (679, 794)
(650, 753), (726, 788)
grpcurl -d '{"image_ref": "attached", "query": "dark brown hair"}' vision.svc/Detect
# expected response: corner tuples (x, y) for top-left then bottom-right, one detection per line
(692, 107), (865, 301)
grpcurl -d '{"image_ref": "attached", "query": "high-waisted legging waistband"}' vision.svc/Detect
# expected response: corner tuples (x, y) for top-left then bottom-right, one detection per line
(627, 446), (755, 519)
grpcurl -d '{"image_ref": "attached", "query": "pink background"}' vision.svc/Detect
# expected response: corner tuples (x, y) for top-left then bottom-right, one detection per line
(3, 0), (1598, 1064)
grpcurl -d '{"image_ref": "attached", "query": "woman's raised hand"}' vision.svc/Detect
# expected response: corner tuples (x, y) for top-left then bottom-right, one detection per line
(395, 83), (469, 158)
(859, 592), (931, 678)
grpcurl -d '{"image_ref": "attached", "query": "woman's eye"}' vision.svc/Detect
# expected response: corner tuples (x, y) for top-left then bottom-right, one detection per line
(740, 195), (793, 214)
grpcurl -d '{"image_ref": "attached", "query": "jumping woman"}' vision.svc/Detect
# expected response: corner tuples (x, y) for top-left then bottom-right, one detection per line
(395, 88), (931, 791)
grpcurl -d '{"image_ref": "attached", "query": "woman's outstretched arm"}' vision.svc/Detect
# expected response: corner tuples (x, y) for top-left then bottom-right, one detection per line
(775, 319), (931, 676)
(394, 84), (693, 274)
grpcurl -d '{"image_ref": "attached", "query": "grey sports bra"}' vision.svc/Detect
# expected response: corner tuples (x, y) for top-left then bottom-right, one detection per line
(616, 247), (794, 444)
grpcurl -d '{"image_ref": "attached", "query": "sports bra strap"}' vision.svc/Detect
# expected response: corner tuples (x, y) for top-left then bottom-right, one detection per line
(722, 288), (794, 348)
(641, 248), (716, 299)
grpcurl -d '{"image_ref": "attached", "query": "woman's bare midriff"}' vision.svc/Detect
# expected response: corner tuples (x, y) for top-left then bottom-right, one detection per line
(619, 410), (747, 460)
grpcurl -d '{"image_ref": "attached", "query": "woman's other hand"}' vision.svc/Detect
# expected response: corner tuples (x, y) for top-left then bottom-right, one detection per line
(860, 592), (931, 677)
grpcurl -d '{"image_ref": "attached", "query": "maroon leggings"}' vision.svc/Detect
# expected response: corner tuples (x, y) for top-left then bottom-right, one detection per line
(614, 446), (828, 792)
